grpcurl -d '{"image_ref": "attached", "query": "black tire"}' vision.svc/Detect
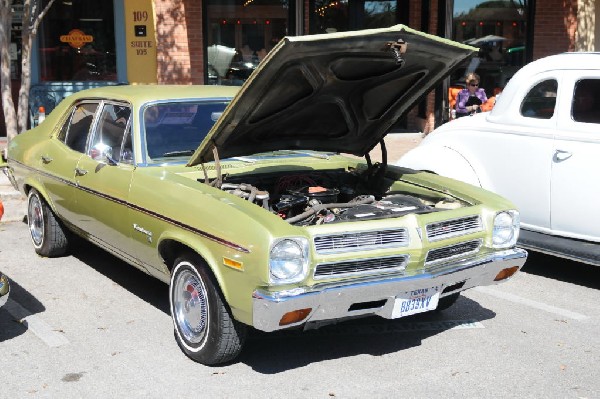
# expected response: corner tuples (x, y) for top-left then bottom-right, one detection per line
(169, 254), (247, 365)
(27, 189), (69, 257)
(436, 292), (461, 311)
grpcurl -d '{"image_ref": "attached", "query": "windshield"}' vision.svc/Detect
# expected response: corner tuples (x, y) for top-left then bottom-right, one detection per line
(143, 100), (229, 164)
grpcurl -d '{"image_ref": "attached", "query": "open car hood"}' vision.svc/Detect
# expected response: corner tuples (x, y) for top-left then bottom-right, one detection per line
(188, 25), (476, 166)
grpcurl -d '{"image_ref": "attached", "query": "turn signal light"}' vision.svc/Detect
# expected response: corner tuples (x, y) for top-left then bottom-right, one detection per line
(494, 266), (520, 281)
(279, 308), (312, 326)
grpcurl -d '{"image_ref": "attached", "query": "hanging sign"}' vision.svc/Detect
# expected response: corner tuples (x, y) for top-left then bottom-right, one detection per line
(60, 29), (94, 49)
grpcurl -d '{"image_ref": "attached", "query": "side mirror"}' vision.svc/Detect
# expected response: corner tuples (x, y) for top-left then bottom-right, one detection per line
(91, 143), (118, 166)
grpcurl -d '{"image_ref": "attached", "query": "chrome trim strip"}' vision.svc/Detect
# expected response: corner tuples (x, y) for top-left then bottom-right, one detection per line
(252, 248), (527, 332)
(10, 160), (250, 253)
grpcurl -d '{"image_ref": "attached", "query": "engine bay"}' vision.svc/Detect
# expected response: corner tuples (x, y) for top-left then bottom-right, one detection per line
(203, 168), (466, 226)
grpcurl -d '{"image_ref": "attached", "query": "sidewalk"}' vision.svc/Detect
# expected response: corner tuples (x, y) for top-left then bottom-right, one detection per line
(1, 138), (27, 223)
(0, 133), (423, 223)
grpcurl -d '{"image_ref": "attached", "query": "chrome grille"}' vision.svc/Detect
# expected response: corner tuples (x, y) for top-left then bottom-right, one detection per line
(425, 239), (482, 264)
(314, 229), (408, 254)
(314, 255), (408, 279)
(426, 216), (482, 241)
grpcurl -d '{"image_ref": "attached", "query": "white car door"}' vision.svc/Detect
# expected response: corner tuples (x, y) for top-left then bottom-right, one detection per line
(475, 73), (560, 232)
(551, 72), (600, 241)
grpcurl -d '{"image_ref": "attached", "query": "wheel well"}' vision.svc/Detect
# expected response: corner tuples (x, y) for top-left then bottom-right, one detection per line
(158, 239), (214, 276)
(159, 240), (191, 272)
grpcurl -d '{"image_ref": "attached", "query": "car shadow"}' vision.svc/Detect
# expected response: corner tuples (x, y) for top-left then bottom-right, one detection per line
(66, 237), (498, 372)
(0, 279), (46, 342)
(522, 251), (600, 290)
(238, 296), (496, 373)
(68, 236), (170, 314)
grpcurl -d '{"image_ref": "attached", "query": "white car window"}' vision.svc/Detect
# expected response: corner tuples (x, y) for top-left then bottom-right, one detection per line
(520, 79), (557, 119)
(571, 79), (600, 124)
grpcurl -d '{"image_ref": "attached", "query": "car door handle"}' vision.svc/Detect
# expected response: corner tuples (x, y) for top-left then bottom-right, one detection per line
(554, 150), (572, 162)
(41, 155), (53, 164)
(75, 168), (88, 176)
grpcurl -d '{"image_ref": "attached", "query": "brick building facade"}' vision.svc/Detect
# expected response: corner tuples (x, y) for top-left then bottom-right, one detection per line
(148, 0), (590, 132)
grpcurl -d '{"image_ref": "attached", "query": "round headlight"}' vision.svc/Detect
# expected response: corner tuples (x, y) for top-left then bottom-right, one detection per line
(269, 239), (307, 283)
(492, 210), (520, 248)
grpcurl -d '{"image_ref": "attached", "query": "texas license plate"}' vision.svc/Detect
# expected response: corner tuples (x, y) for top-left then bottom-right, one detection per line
(391, 286), (440, 318)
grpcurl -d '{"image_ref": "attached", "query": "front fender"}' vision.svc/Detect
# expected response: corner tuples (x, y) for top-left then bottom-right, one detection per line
(397, 144), (482, 187)
(155, 227), (265, 326)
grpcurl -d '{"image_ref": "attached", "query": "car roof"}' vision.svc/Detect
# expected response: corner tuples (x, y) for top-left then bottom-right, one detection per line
(518, 52), (600, 73)
(66, 85), (241, 105)
(488, 52), (600, 121)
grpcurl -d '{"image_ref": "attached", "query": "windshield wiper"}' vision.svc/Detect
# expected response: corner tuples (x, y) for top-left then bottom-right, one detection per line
(161, 150), (196, 157)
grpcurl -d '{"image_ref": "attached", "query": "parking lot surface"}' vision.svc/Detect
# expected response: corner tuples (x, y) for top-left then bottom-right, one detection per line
(1, 220), (599, 398)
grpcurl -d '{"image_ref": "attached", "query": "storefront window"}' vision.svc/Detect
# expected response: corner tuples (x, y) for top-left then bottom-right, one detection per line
(451, 0), (528, 98)
(38, 0), (117, 82)
(311, 0), (397, 34)
(205, 0), (292, 86)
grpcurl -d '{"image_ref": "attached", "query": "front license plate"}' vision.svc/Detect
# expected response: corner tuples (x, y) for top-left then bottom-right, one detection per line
(391, 286), (440, 318)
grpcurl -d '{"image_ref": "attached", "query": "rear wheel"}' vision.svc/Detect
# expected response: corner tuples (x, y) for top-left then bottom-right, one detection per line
(169, 254), (247, 365)
(27, 189), (69, 257)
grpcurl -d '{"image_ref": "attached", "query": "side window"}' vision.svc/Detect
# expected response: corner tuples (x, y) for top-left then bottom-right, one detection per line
(121, 126), (134, 164)
(64, 103), (99, 153)
(89, 104), (132, 162)
(520, 79), (558, 119)
(57, 108), (75, 142)
(572, 79), (600, 124)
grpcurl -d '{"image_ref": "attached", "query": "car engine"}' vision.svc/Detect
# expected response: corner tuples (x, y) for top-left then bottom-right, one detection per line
(211, 169), (463, 226)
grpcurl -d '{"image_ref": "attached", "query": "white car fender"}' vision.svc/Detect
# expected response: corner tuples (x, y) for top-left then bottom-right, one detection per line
(397, 144), (482, 187)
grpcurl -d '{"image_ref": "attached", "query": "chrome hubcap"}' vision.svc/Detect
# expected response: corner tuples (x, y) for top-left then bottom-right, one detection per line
(173, 269), (209, 344)
(28, 195), (44, 246)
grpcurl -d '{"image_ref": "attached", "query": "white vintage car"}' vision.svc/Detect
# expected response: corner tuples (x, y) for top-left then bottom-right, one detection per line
(398, 52), (600, 266)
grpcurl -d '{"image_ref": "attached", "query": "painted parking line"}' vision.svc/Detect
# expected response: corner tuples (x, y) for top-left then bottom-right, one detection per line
(475, 286), (589, 321)
(4, 299), (69, 347)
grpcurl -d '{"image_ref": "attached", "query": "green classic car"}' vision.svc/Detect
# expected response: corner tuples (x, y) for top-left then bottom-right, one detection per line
(4, 25), (526, 365)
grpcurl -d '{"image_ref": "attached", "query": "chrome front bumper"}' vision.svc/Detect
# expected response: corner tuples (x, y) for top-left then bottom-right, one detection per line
(252, 248), (527, 332)
(0, 272), (10, 308)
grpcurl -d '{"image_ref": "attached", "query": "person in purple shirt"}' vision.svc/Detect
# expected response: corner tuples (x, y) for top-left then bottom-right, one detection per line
(455, 73), (488, 117)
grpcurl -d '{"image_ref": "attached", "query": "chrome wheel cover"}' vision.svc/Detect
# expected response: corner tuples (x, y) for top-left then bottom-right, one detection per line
(28, 194), (44, 247)
(173, 268), (209, 344)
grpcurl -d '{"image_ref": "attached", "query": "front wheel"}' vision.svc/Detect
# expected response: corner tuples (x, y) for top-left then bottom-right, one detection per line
(169, 255), (247, 365)
(27, 189), (69, 257)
